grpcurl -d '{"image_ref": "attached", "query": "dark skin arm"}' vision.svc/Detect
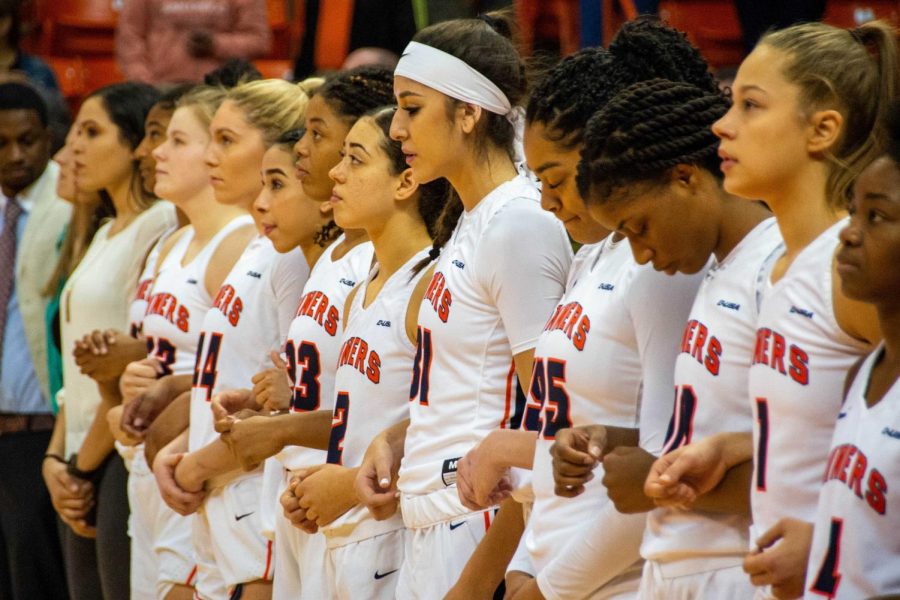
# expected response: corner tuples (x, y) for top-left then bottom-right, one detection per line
(143, 392), (191, 467)
(445, 498), (526, 600)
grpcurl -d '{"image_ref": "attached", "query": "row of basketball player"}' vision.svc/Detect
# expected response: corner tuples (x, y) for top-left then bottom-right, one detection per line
(34, 11), (900, 600)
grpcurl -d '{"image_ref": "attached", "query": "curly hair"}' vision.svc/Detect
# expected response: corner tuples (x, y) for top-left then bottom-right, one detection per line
(527, 16), (718, 150)
(577, 78), (730, 203)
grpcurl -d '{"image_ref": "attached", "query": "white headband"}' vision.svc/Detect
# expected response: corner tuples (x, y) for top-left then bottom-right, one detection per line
(395, 41), (512, 116)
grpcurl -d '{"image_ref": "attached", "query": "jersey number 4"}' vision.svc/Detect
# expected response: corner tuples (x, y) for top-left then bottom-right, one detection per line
(192, 332), (223, 402)
(523, 357), (572, 439)
(810, 518), (843, 598)
(662, 385), (698, 454)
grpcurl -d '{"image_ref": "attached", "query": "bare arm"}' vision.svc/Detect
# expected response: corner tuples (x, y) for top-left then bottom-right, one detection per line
(447, 498), (526, 599)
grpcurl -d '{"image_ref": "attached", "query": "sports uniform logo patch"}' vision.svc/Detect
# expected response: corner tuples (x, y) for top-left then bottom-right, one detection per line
(598, 283), (614, 291)
(441, 457), (461, 487)
(339, 278), (356, 287)
(376, 320), (391, 327)
(452, 259), (465, 269)
(246, 270), (262, 279)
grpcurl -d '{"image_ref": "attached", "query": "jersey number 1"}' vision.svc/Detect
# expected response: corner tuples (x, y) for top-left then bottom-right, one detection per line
(410, 326), (433, 405)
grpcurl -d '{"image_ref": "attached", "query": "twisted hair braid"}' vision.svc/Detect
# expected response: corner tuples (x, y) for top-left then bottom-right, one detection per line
(577, 79), (730, 203)
(526, 17), (717, 150)
(316, 66), (395, 121)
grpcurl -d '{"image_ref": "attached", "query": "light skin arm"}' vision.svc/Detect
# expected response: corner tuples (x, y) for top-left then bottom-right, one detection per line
(644, 431), (753, 508)
(42, 406), (96, 536)
(220, 409), (334, 472)
(355, 418), (409, 520)
(75, 379), (123, 472)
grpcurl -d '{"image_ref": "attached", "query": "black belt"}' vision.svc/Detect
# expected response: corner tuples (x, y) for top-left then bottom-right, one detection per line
(0, 413), (55, 435)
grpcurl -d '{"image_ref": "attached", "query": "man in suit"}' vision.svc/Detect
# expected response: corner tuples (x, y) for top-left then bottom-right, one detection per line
(0, 81), (70, 599)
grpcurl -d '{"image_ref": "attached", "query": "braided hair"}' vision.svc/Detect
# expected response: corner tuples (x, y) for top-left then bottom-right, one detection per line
(577, 79), (729, 204)
(314, 66), (395, 121)
(526, 16), (717, 152)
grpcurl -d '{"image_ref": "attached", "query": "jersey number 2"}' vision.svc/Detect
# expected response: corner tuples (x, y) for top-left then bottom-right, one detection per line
(327, 392), (350, 465)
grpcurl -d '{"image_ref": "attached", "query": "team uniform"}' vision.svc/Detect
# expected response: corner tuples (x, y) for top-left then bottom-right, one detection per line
(322, 247), (432, 599)
(267, 235), (374, 600)
(804, 345), (900, 599)
(189, 234), (308, 599)
(748, 219), (871, 598)
(640, 218), (783, 599)
(141, 216), (251, 598)
(396, 174), (572, 598)
(514, 235), (704, 600)
(121, 225), (176, 600)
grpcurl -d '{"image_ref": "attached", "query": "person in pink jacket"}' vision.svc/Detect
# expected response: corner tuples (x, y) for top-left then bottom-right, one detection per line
(116, 0), (271, 84)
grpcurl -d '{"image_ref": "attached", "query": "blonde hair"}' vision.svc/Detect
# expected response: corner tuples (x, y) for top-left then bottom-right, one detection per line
(762, 20), (899, 209)
(176, 85), (226, 130)
(226, 78), (318, 145)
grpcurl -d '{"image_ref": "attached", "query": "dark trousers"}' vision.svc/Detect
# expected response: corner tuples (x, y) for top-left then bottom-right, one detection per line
(0, 429), (68, 600)
(61, 453), (130, 600)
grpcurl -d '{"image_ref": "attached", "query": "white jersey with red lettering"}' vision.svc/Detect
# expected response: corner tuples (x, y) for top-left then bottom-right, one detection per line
(324, 248), (431, 544)
(396, 174), (571, 599)
(398, 174), (571, 512)
(267, 236), (372, 600)
(143, 216), (251, 378)
(276, 235), (375, 471)
(804, 345), (900, 600)
(643, 218), (783, 569)
(189, 235), (308, 451)
(322, 248), (431, 599)
(128, 225), (177, 339)
(749, 218), (871, 540)
(520, 236), (705, 600)
(188, 234), (308, 596)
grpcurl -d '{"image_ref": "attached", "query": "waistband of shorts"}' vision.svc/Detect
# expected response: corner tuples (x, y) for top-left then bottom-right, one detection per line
(400, 487), (488, 529)
(650, 554), (745, 578)
(322, 505), (404, 548)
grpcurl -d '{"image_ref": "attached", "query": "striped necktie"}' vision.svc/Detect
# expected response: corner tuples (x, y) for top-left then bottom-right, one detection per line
(0, 197), (23, 366)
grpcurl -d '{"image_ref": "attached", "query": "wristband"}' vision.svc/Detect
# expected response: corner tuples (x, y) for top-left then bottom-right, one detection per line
(66, 453), (97, 480)
(43, 453), (67, 465)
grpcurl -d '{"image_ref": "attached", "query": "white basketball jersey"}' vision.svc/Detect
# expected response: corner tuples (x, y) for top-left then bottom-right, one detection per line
(749, 218), (870, 538)
(189, 235), (309, 452)
(804, 345), (900, 599)
(523, 235), (683, 575)
(322, 247), (431, 548)
(398, 174), (571, 498)
(276, 236), (374, 471)
(142, 216), (252, 378)
(128, 225), (176, 338)
(643, 218), (783, 561)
